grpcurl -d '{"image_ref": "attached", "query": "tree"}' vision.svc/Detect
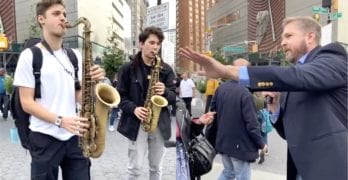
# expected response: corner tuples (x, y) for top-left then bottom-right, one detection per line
(213, 47), (228, 65)
(102, 31), (125, 79)
(28, 1), (41, 38)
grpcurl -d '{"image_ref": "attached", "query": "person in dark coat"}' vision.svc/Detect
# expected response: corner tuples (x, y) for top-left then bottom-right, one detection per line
(180, 16), (347, 180)
(117, 26), (176, 180)
(205, 59), (267, 180)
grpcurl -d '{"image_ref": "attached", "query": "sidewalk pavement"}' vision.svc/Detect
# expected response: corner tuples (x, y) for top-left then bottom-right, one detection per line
(0, 115), (176, 180)
(202, 156), (286, 180)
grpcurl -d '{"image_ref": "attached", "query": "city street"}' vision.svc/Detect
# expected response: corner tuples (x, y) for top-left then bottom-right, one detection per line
(0, 114), (176, 180)
(0, 91), (287, 180)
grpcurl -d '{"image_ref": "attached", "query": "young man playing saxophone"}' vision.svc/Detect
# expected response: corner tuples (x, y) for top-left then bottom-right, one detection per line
(13, 0), (105, 179)
(117, 27), (176, 180)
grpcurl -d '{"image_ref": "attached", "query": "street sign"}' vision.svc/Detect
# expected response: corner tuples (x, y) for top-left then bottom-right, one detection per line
(312, 6), (328, 13)
(223, 46), (246, 53)
(146, 2), (169, 31)
(329, 12), (343, 20)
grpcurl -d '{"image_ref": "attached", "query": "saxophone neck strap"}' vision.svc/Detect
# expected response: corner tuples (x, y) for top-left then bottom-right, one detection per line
(41, 39), (64, 56)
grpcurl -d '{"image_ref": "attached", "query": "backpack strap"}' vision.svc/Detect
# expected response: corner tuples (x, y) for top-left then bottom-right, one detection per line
(30, 46), (43, 99)
(65, 48), (81, 91)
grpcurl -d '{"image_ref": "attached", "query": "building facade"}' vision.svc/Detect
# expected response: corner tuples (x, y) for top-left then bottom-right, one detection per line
(15, 0), (131, 58)
(126, 0), (148, 55)
(207, 0), (285, 65)
(176, 0), (216, 73)
(0, 0), (16, 44)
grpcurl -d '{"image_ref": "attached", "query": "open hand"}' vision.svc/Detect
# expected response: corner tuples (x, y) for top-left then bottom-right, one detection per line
(193, 111), (216, 125)
(179, 47), (238, 80)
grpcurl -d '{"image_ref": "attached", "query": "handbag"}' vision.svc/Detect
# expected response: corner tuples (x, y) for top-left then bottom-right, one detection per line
(188, 133), (216, 176)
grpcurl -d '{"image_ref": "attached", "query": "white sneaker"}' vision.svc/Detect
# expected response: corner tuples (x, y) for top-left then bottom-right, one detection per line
(109, 126), (115, 132)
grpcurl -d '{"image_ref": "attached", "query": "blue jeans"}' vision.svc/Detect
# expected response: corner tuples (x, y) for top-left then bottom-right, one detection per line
(218, 155), (251, 180)
(109, 107), (120, 126)
(176, 141), (190, 180)
(261, 133), (268, 145)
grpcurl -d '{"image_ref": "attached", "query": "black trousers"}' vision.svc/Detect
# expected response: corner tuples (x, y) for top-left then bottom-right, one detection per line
(29, 131), (91, 180)
(204, 95), (213, 113)
(182, 97), (192, 116)
(0, 93), (9, 118)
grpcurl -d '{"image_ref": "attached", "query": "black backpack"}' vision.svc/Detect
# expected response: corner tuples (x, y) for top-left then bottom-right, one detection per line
(10, 42), (79, 150)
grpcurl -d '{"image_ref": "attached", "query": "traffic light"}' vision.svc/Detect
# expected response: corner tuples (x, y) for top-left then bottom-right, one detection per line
(251, 44), (258, 53)
(331, 0), (338, 12)
(204, 50), (213, 57)
(0, 33), (8, 51)
(313, 13), (320, 22)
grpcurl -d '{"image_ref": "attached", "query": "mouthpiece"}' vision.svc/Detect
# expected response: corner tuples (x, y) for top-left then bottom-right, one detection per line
(64, 22), (73, 28)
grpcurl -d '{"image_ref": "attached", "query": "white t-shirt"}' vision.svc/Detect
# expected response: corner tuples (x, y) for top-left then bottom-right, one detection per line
(13, 46), (82, 141)
(180, 78), (195, 98)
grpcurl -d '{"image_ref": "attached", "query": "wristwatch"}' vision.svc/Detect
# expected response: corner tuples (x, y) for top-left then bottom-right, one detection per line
(54, 116), (63, 128)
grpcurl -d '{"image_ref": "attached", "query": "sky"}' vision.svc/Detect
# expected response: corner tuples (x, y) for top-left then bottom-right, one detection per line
(147, 0), (176, 30)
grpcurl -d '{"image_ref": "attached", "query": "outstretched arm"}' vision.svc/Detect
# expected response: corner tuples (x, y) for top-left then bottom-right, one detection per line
(179, 47), (240, 80)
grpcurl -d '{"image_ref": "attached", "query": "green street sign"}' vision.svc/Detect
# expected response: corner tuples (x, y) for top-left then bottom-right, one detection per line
(312, 6), (328, 13)
(329, 12), (343, 20)
(223, 46), (246, 53)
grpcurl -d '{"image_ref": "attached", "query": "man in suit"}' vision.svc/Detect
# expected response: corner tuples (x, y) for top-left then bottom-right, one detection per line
(179, 16), (347, 180)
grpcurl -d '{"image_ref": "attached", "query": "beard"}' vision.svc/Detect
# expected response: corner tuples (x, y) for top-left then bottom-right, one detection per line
(285, 40), (308, 64)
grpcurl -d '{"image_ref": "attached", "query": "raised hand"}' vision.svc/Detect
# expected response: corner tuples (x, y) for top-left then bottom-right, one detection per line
(179, 47), (239, 80)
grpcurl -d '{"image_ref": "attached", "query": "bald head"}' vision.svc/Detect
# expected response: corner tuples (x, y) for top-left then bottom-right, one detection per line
(232, 58), (250, 67)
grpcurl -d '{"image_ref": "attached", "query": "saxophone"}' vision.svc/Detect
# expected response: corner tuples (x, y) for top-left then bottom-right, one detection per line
(141, 54), (168, 133)
(66, 17), (120, 158)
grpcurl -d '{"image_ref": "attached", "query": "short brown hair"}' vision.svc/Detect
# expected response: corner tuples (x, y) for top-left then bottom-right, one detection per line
(139, 26), (164, 43)
(36, 0), (65, 28)
(282, 16), (321, 44)
(36, 0), (65, 16)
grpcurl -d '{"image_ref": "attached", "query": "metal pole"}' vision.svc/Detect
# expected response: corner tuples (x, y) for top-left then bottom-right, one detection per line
(327, 7), (331, 24)
(157, 0), (162, 57)
(268, 0), (276, 41)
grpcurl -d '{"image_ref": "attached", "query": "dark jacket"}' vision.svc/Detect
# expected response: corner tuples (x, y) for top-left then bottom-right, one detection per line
(206, 80), (264, 162)
(117, 52), (176, 141)
(248, 43), (347, 180)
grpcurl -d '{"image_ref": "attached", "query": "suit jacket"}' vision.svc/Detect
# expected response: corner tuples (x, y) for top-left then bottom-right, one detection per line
(117, 53), (176, 141)
(248, 43), (348, 180)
